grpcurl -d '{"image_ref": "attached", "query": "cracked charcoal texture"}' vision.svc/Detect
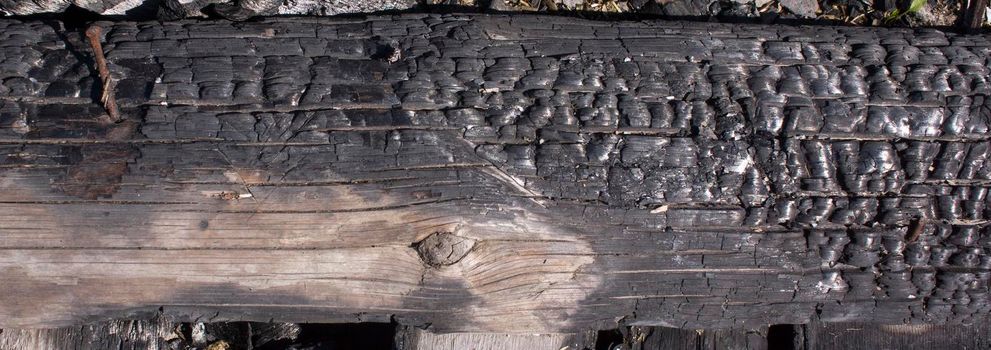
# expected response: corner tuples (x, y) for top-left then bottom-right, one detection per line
(3, 14), (991, 334)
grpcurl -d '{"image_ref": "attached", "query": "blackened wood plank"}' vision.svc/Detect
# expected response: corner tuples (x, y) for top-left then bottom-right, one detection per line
(1, 15), (991, 333)
(628, 326), (768, 350)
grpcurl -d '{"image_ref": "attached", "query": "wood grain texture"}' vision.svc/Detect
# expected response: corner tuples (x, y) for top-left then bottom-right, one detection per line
(0, 318), (304, 350)
(0, 318), (182, 350)
(395, 326), (589, 350)
(800, 322), (991, 350)
(2, 14), (991, 333)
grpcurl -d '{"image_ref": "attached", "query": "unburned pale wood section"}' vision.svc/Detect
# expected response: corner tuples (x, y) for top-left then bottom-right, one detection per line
(395, 327), (583, 350)
(800, 322), (991, 349)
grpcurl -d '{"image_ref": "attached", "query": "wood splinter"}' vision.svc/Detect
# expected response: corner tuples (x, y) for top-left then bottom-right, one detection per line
(85, 24), (122, 123)
(906, 218), (926, 244)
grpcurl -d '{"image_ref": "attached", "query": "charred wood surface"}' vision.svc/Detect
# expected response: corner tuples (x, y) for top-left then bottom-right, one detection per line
(627, 326), (769, 350)
(2, 14), (991, 333)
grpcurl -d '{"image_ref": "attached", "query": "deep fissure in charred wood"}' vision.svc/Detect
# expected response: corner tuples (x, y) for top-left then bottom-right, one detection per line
(766, 324), (802, 350)
(595, 329), (625, 350)
(253, 322), (396, 350)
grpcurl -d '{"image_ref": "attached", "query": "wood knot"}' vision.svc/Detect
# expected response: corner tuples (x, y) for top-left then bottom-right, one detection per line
(413, 232), (476, 267)
(216, 191), (251, 200)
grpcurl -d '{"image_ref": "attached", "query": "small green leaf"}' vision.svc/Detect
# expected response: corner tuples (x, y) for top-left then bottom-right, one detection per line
(883, 0), (927, 24)
(906, 0), (927, 13)
(883, 9), (903, 23)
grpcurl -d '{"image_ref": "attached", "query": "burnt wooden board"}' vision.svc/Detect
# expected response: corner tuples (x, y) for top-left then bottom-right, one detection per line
(799, 322), (991, 349)
(1, 14), (991, 333)
(627, 326), (769, 350)
(10, 320), (991, 349)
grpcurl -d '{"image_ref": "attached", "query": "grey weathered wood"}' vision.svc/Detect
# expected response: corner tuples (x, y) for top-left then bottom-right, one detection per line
(0, 317), (300, 350)
(2, 14), (991, 334)
(0, 318), (181, 350)
(800, 322), (991, 349)
(395, 326), (592, 350)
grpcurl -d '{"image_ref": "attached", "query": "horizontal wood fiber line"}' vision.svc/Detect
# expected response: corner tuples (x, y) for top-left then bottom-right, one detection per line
(2, 14), (991, 333)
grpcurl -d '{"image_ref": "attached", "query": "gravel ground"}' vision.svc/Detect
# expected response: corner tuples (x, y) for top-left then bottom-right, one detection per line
(0, 0), (984, 28)
(484, 0), (973, 27)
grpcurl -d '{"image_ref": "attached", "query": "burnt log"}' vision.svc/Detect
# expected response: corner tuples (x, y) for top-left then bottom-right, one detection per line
(627, 326), (769, 350)
(2, 14), (991, 334)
